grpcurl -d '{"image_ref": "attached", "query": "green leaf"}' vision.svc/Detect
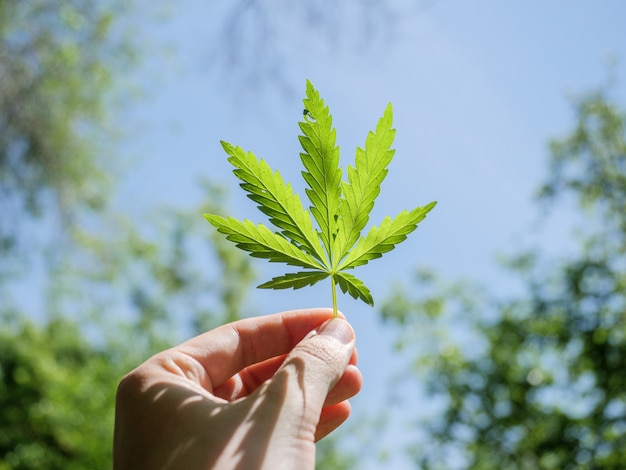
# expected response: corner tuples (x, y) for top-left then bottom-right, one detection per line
(337, 103), (396, 263)
(258, 271), (329, 290)
(220, 141), (326, 263)
(205, 81), (436, 317)
(203, 214), (324, 270)
(299, 79), (342, 262)
(334, 272), (374, 306)
(339, 202), (437, 270)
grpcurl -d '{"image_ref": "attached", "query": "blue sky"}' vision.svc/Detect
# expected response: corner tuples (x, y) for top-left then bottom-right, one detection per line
(114, 1), (626, 466)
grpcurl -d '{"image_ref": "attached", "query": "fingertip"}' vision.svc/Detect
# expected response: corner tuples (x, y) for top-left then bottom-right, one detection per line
(346, 364), (363, 394)
(350, 346), (359, 366)
(324, 364), (362, 407)
(317, 318), (355, 345)
(315, 401), (352, 441)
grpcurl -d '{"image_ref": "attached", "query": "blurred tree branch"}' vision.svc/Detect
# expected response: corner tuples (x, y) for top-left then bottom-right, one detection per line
(209, 0), (433, 96)
(0, 0), (155, 255)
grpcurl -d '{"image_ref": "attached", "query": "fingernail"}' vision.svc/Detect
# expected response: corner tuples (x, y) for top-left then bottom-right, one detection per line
(318, 319), (354, 345)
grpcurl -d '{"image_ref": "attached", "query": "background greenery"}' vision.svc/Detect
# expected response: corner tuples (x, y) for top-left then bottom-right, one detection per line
(1, 1), (625, 469)
(382, 88), (626, 469)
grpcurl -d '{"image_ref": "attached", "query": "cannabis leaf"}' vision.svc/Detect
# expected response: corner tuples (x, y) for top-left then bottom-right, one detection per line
(204, 80), (436, 316)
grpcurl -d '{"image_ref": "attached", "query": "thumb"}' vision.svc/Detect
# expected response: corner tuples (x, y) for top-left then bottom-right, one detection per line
(267, 318), (356, 442)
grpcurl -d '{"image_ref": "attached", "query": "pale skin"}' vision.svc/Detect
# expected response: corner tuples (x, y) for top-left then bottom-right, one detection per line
(113, 308), (362, 470)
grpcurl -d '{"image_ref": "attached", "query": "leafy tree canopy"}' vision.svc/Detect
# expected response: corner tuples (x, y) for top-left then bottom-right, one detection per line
(0, 0), (143, 253)
(382, 85), (626, 469)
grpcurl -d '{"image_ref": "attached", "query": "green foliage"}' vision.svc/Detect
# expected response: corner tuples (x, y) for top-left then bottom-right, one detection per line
(0, 314), (123, 470)
(205, 80), (436, 315)
(315, 436), (358, 470)
(382, 88), (626, 469)
(540, 89), (626, 240)
(0, 0), (145, 253)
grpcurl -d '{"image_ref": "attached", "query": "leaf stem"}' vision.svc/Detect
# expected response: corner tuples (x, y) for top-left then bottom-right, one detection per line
(330, 273), (338, 318)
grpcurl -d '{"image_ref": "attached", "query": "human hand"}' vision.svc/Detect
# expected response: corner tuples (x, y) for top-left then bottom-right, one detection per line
(113, 308), (362, 470)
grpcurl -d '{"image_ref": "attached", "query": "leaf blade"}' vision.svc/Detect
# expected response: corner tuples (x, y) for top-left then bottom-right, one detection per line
(258, 271), (329, 290)
(337, 103), (396, 261)
(334, 272), (374, 306)
(339, 201), (437, 270)
(203, 214), (325, 270)
(299, 79), (342, 262)
(220, 141), (327, 264)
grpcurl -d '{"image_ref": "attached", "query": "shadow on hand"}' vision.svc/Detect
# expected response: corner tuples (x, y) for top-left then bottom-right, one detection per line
(115, 357), (308, 470)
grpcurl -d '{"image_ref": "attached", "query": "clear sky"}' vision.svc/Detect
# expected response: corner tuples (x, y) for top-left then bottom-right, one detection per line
(114, 1), (626, 466)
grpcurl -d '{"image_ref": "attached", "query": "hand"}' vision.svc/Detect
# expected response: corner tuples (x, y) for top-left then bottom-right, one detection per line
(113, 308), (362, 470)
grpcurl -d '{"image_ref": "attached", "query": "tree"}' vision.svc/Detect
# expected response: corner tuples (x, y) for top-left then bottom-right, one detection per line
(0, 314), (122, 470)
(382, 86), (626, 468)
(0, 0), (150, 253)
(210, 0), (419, 96)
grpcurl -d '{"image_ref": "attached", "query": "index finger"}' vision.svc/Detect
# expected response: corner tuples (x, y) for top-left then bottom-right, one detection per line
(177, 308), (344, 388)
